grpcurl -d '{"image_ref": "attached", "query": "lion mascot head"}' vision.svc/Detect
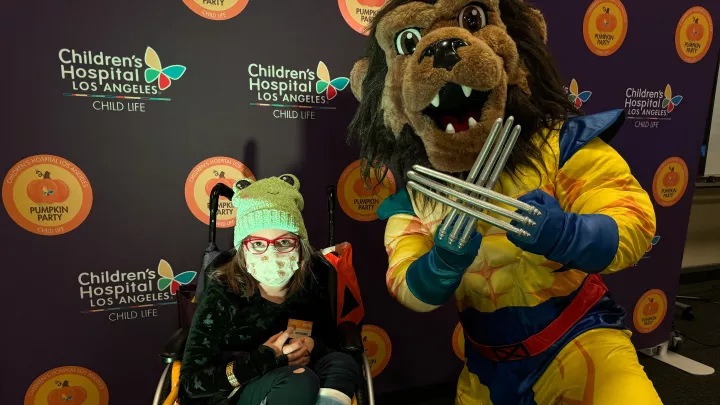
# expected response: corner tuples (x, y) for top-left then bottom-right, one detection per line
(348, 0), (580, 184)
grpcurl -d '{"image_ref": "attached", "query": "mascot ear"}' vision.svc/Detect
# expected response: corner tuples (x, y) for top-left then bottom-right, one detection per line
(350, 58), (369, 101)
(527, 7), (548, 43)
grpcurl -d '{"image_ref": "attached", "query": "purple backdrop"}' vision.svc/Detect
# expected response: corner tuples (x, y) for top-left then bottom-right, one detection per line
(1, 1), (718, 404)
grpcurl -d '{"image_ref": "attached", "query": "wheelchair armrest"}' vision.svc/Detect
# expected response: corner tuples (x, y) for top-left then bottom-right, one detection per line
(337, 321), (364, 354)
(161, 327), (189, 364)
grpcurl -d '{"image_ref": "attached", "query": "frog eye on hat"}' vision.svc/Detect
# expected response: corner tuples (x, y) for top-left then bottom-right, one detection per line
(235, 179), (253, 191)
(278, 174), (300, 191)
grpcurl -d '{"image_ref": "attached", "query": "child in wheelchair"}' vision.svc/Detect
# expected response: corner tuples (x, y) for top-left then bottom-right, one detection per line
(179, 174), (360, 405)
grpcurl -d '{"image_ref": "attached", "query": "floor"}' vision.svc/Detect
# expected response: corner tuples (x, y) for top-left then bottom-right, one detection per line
(376, 281), (720, 405)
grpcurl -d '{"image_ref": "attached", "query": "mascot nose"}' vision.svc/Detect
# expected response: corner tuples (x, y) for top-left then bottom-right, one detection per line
(420, 38), (467, 71)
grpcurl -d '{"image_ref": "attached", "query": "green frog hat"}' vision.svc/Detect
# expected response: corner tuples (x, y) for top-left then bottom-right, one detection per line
(231, 174), (307, 249)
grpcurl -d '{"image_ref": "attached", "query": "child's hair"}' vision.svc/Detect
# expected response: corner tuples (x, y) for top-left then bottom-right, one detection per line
(213, 237), (316, 298)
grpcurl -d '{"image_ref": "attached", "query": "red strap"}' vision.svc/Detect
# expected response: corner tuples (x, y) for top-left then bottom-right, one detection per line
(324, 243), (364, 325)
(464, 274), (608, 361)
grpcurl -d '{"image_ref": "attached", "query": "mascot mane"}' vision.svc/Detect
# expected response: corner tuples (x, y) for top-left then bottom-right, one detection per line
(348, 0), (581, 186)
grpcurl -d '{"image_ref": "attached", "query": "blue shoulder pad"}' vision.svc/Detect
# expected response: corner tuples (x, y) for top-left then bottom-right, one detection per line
(559, 109), (626, 169)
(377, 187), (416, 220)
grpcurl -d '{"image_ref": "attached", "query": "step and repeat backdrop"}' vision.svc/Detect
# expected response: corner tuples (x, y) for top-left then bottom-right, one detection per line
(1, 1), (718, 404)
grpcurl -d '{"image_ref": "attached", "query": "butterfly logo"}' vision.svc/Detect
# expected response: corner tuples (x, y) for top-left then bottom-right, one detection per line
(144, 47), (187, 91)
(663, 85), (683, 113)
(157, 259), (196, 295)
(568, 79), (592, 108)
(646, 235), (661, 254)
(315, 61), (349, 101)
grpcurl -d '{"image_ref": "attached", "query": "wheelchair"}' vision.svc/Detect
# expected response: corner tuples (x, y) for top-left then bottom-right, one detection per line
(152, 184), (375, 405)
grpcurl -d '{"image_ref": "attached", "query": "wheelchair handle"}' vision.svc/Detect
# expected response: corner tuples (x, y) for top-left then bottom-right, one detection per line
(209, 183), (235, 245)
(327, 185), (336, 247)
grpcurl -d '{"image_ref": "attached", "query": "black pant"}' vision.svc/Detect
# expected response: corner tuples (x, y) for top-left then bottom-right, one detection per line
(236, 352), (360, 405)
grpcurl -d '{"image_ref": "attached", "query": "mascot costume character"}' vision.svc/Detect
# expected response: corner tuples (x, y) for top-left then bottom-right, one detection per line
(347, 1), (662, 404)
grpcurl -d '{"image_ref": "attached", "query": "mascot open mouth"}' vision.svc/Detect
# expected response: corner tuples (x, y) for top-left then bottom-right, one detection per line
(422, 83), (492, 134)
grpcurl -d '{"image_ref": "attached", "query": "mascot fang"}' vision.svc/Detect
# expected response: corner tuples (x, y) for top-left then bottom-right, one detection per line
(348, 1), (662, 404)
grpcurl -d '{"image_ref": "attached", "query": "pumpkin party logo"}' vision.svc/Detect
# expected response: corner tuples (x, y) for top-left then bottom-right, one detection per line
(337, 159), (397, 222)
(361, 325), (392, 378)
(652, 157), (688, 207)
(452, 322), (465, 361)
(2, 155), (93, 236)
(185, 157), (255, 228)
(24, 366), (109, 405)
(583, 0), (628, 57)
(338, 0), (387, 35)
(633, 289), (668, 334)
(676, 7), (714, 64)
(182, 0), (249, 21)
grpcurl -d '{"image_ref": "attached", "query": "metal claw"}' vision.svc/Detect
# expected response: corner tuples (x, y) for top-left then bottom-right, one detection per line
(458, 124), (524, 246)
(411, 165), (543, 217)
(407, 171), (536, 227)
(438, 118), (504, 240)
(450, 117), (517, 244)
(408, 181), (532, 238)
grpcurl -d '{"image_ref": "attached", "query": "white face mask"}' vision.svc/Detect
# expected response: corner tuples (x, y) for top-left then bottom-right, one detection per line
(244, 250), (299, 287)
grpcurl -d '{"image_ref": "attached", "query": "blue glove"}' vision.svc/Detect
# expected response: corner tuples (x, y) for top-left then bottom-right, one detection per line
(506, 189), (619, 273)
(406, 216), (483, 306)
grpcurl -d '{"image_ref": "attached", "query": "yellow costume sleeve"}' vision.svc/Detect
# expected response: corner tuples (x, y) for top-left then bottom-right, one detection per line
(554, 138), (656, 273)
(384, 213), (441, 312)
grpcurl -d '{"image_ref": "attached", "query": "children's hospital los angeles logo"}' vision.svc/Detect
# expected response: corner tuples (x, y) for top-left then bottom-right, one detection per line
(78, 259), (196, 322)
(248, 61), (349, 120)
(2, 155), (93, 236)
(60, 46), (186, 112)
(625, 84), (683, 129)
(566, 79), (592, 109)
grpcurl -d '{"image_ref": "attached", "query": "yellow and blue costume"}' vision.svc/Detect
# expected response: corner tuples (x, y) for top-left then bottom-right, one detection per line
(378, 111), (661, 404)
(346, 0), (663, 403)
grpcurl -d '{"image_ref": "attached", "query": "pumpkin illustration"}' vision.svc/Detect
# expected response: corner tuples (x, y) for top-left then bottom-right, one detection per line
(363, 338), (379, 357)
(357, 0), (385, 7)
(643, 298), (659, 316)
(353, 177), (380, 197)
(663, 166), (679, 187)
(47, 380), (87, 405)
(686, 18), (704, 41)
(26, 170), (70, 204)
(595, 7), (617, 33)
(204, 171), (235, 200)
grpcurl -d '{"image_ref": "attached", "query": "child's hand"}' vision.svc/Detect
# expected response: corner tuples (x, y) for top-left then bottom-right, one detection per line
(286, 337), (314, 366)
(262, 331), (290, 358)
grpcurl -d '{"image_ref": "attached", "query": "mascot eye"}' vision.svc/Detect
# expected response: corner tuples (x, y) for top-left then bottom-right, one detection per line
(459, 4), (488, 32)
(395, 28), (422, 55)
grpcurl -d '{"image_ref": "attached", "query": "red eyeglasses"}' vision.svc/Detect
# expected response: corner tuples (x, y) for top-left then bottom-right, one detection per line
(242, 235), (299, 254)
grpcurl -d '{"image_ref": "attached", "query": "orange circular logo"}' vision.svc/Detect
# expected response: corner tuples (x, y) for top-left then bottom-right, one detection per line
(452, 322), (465, 361)
(2, 155), (93, 236)
(338, 0), (387, 35)
(361, 324), (392, 377)
(676, 7), (714, 64)
(337, 160), (396, 222)
(583, 0), (628, 56)
(633, 289), (667, 334)
(24, 366), (109, 405)
(184, 157), (255, 227)
(182, 0), (249, 20)
(652, 157), (688, 207)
